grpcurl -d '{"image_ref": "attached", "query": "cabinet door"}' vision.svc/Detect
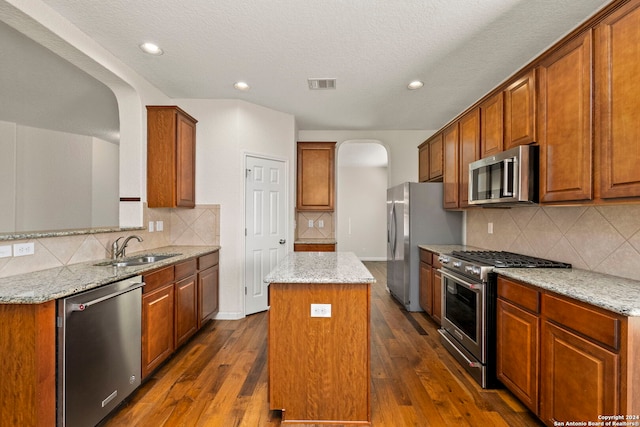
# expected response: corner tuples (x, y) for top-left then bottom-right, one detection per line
(443, 123), (459, 209)
(497, 299), (539, 414)
(418, 143), (430, 182)
(432, 268), (442, 325)
(419, 261), (432, 315)
(176, 112), (196, 207)
(505, 70), (536, 149)
(175, 275), (198, 347)
(142, 283), (175, 378)
(459, 109), (480, 208)
(198, 264), (219, 327)
(596, 2), (640, 199)
(480, 92), (504, 158)
(541, 320), (619, 424)
(538, 31), (592, 203)
(297, 142), (336, 211)
(429, 134), (443, 181)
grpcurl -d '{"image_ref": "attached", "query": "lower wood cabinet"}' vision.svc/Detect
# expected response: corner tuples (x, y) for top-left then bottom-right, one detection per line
(496, 275), (639, 426)
(142, 250), (219, 379)
(419, 249), (443, 325)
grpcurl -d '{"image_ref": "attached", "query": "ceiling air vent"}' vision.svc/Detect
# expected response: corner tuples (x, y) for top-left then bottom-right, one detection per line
(308, 78), (336, 90)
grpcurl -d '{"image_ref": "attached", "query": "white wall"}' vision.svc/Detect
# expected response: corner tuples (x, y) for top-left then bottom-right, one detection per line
(173, 99), (296, 319)
(92, 137), (119, 227)
(0, 120), (16, 232)
(298, 130), (435, 187)
(337, 166), (387, 260)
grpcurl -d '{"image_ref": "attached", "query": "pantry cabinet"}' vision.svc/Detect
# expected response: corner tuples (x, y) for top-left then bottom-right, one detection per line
(296, 142), (336, 211)
(504, 70), (536, 150)
(595, 1), (640, 199)
(147, 106), (197, 208)
(538, 31), (593, 203)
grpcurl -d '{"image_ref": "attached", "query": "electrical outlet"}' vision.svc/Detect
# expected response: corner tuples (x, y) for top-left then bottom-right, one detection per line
(0, 245), (12, 258)
(308, 219), (314, 228)
(148, 221), (155, 232)
(13, 242), (35, 257)
(156, 220), (164, 231)
(311, 303), (331, 318)
(488, 222), (494, 234)
(318, 220), (324, 228)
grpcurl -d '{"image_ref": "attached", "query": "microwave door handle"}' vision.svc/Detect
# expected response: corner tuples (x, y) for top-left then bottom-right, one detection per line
(502, 158), (514, 197)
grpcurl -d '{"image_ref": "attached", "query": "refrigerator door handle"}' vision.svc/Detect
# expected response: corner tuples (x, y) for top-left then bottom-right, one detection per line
(390, 203), (397, 259)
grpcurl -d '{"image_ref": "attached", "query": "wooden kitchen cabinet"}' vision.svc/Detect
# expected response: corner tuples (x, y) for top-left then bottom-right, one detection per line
(443, 123), (460, 209)
(496, 277), (540, 414)
(419, 133), (444, 182)
(174, 260), (198, 348)
(142, 275), (175, 378)
(595, 1), (640, 199)
(504, 69), (536, 149)
(538, 31), (593, 204)
(432, 254), (443, 325)
(480, 92), (504, 158)
(458, 108), (480, 208)
(198, 251), (219, 327)
(419, 249), (433, 315)
(296, 141), (336, 211)
(147, 106), (197, 208)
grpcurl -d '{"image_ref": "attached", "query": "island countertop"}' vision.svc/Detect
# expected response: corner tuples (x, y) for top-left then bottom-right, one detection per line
(264, 251), (375, 284)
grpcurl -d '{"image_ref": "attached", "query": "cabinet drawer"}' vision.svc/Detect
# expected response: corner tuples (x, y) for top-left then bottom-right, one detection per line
(175, 259), (197, 280)
(498, 277), (540, 314)
(420, 249), (432, 265)
(198, 251), (219, 270)
(143, 265), (174, 293)
(542, 293), (620, 350)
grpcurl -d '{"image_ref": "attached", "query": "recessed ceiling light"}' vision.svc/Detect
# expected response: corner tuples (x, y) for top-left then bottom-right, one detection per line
(139, 42), (163, 55)
(234, 81), (250, 91)
(407, 80), (424, 90)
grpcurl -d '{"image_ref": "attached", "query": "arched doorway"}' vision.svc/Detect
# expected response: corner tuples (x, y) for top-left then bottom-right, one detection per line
(336, 140), (389, 260)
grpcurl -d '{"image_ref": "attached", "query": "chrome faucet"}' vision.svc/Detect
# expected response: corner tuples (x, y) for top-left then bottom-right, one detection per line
(112, 235), (143, 259)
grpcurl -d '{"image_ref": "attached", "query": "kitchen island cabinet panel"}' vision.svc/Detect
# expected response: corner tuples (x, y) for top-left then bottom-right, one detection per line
(0, 301), (55, 427)
(269, 282), (371, 424)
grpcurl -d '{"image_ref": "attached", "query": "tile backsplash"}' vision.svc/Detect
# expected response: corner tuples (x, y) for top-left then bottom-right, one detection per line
(466, 204), (640, 281)
(0, 204), (220, 278)
(296, 211), (335, 240)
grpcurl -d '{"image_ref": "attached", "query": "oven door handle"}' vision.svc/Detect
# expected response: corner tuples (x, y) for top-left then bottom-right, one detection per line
(438, 269), (483, 291)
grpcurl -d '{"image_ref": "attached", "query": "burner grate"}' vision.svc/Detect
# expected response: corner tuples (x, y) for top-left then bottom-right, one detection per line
(450, 251), (571, 268)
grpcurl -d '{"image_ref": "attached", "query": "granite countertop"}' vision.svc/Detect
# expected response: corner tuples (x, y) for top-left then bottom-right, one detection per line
(0, 245), (220, 304)
(418, 244), (640, 317)
(264, 251), (375, 284)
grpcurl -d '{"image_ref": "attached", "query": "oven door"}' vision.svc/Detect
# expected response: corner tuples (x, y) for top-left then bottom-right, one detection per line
(440, 268), (485, 363)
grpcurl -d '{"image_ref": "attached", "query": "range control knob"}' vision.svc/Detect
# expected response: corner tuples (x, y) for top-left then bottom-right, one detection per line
(439, 256), (450, 264)
(453, 261), (462, 268)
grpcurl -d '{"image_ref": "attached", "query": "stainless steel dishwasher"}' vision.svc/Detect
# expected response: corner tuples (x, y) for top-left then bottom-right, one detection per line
(57, 276), (144, 427)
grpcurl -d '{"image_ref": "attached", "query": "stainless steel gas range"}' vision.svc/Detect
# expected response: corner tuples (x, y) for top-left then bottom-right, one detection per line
(437, 250), (571, 388)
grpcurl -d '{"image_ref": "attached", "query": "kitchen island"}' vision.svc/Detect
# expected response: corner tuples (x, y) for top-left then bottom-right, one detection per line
(264, 251), (375, 425)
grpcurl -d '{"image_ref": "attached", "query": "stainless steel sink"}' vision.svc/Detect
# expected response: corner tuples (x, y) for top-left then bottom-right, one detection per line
(94, 253), (181, 267)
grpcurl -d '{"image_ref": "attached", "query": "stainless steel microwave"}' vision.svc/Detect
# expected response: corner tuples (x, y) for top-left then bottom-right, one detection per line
(468, 145), (538, 206)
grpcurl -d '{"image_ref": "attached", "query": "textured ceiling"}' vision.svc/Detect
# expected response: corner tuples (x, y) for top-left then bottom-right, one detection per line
(10, 0), (612, 132)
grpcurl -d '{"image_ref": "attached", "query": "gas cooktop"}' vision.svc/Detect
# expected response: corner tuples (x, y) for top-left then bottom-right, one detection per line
(450, 250), (572, 269)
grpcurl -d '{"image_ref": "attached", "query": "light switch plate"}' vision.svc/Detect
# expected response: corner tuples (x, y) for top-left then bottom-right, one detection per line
(148, 221), (154, 232)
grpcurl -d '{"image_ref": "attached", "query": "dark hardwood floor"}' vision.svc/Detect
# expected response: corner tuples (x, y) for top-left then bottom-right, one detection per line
(103, 262), (544, 426)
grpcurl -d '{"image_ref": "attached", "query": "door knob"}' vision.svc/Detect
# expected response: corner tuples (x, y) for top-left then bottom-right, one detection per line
(279, 239), (286, 244)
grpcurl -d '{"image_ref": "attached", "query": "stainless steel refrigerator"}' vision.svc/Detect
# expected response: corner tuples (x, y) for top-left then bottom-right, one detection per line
(387, 182), (462, 311)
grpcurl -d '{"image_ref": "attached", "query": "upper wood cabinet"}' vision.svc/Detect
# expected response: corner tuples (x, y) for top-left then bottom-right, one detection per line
(595, 1), (640, 199)
(296, 142), (336, 211)
(443, 123), (460, 209)
(147, 106), (197, 208)
(480, 92), (504, 158)
(458, 108), (480, 208)
(418, 133), (443, 182)
(504, 70), (536, 149)
(538, 31), (593, 203)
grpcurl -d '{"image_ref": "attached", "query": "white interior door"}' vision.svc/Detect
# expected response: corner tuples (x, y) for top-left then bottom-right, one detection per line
(245, 155), (287, 315)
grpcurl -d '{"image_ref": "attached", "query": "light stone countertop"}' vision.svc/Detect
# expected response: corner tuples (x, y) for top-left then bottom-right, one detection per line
(418, 244), (640, 317)
(264, 251), (375, 284)
(0, 245), (220, 304)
